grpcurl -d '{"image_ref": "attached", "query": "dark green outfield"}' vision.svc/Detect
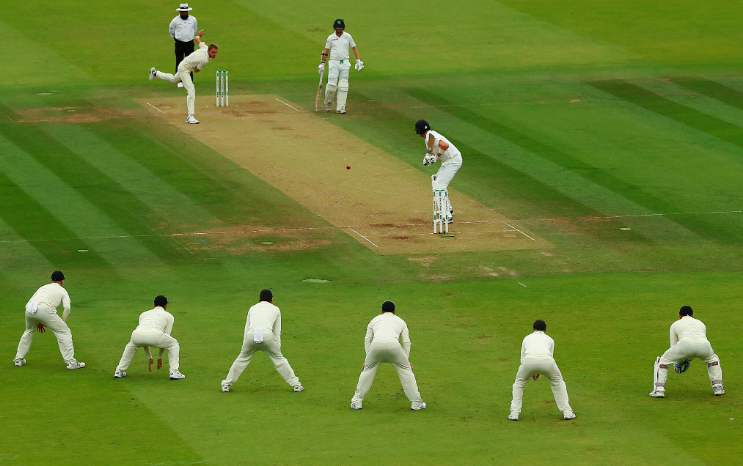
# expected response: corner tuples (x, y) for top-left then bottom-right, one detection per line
(2, 1), (743, 464)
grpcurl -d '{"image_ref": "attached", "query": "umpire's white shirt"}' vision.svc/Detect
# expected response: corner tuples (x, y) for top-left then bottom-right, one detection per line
(520, 331), (554, 362)
(169, 15), (198, 42)
(178, 42), (210, 73)
(136, 306), (174, 335)
(364, 313), (411, 356)
(670, 316), (708, 345)
(245, 301), (282, 346)
(325, 32), (356, 61)
(425, 130), (462, 163)
(27, 283), (71, 316)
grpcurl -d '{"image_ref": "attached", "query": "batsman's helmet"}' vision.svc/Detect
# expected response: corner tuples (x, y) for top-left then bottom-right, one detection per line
(334, 19), (345, 29)
(415, 119), (430, 135)
(51, 271), (65, 281)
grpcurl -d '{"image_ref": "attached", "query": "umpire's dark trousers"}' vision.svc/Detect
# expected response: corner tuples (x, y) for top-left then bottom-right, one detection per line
(175, 39), (195, 80)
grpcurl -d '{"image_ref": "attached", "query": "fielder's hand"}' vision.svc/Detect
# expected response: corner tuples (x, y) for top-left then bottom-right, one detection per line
(410, 363), (414, 372)
(149, 358), (154, 372)
(355, 60), (364, 71)
(197, 29), (204, 37)
(157, 358), (163, 370)
(194, 68), (200, 73)
(318, 63), (325, 74)
(36, 323), (46, 333)
(532, 374), (540, 381)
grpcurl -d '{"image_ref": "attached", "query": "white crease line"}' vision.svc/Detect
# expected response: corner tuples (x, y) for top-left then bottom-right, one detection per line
(347, 227), (378, 248)
(502, 221), (536, 241)
(275, 98), (301, 113)
(147, 102), (164, 113)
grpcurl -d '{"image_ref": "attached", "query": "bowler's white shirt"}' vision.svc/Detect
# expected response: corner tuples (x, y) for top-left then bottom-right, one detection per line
(325, 32), (356, 61)
(670, 316), (708, 345)
(169, 15), (198, 42)
(28, 283), (70, 315)
(136, 306), (175, 335)
(520, 331), (555, 362)
(178, 42), (210, 73)
(425, 130), (462, 163)
(364, 313), (412, 355)
(245, 301), (282, 346)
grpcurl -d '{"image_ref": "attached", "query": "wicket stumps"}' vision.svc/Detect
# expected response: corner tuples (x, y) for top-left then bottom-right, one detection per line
(433, 189), (449, 234)
(216, 70), (229, 107)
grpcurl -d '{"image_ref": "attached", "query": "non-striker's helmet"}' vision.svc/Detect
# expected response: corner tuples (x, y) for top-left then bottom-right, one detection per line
(334, 19), (345, 29)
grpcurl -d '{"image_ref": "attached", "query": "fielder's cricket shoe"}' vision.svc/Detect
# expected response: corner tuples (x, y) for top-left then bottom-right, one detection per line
(177, 82), (184, 88)
(149, 67), (157, 81)
(170, 371), (186, 380)
(411, 402), (427, 411)
(508, 412), (519, 421)
(221, 384), (230, 393)
(114, 369), (127, 378)
(13, 358), (26, 367)
(350, 402), (362, 410)
(293, 384), (305, 393)
(713, 385), (725, 396)
(563, 411), (577, 420)
(66, 360), (86, 370)
(186, 116), (200, 124)
(649, 390), (665, 398)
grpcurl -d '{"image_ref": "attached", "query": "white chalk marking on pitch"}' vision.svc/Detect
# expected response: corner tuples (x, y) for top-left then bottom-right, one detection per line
(518, 282), (527, 287)
(147, 103), (164, 113)
(348, 227), (379, 248)
(502, 221), (536, 241)
(275, 98), (301, 113)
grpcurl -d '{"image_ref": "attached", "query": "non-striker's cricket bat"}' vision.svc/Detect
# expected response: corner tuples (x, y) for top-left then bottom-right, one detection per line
(315, 69), (324, 112)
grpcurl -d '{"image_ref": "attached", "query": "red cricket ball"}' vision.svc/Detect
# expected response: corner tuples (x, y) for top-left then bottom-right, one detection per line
(346, 165), (351, 170)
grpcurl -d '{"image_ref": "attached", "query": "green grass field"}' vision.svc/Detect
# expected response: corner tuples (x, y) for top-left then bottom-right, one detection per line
(2, 1), (743, 464)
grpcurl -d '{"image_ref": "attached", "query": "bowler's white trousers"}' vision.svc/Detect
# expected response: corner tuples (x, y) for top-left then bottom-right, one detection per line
(653, 339), (722, 391)
(510, 355), (573, 414)
(221, 330), (300, 387)
(351, 338), (424, 407)
(15, 304), (76, 363)
(116, 328), (180, 372)
(156, 69), (196, 115)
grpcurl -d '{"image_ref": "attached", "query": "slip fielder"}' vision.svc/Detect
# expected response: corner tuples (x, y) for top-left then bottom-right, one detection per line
(318, 19), (363, 114)
(649, 306), (724, 398)
(416, 120), (463, 224)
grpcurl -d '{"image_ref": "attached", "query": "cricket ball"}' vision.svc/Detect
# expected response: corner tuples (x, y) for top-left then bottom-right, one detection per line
(346, 165), (351, 170)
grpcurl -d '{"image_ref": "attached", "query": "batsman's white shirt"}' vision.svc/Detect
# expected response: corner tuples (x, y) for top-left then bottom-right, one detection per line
(245, 301), (283, 346)
(178, 42), (210, 73)
(325, 32), (356, 61)
(136, 306), (175, 335)
(520, 331), (555, 361)
(169, 15), (198, 42)
(670, 316), (708, 345)
(425, 130), (461, 164)
(27, 283), (71, 318)
(364, 313), (411, 356)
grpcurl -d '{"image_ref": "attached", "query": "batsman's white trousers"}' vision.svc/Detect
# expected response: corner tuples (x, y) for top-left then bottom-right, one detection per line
(15, 304), (76, 363)
(221, 330), (300, 387)
(325, 60), (351, 102)
(435, 155), (462, 215)
(351, 338), (424, 407)
(156, 69), (196, 115)
(653, 339), (722, 391)
(116, 328), (180, 372)
(510, 355), (573, 414)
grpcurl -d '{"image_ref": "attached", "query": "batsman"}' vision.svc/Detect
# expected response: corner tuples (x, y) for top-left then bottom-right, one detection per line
(318, 19), (363, 114)
(416, 120), (463, 224)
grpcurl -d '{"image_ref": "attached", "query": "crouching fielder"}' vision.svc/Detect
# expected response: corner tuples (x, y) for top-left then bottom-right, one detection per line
(650, 306), (724, 398)
(416, 120), (462, 224)
(114, 295), (185, 380)
(318, 19), (363, 114)
(351, 301), (426, 411)
(509, 320), (575, 421)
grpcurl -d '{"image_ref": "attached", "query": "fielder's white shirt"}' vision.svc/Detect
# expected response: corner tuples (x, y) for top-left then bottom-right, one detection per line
(28, 283), (71, 316)
(178, 42), (210, 73)
(425, 130), (462, 163)
(364, 313), (412, 356)
(670, 316), (708, 345)
(169, 15), (198, 42)
(245, 301), (283, 346)
(520, 331), (555, 362)
(325, 32), (356, 61)
(136, 306), (175, 335)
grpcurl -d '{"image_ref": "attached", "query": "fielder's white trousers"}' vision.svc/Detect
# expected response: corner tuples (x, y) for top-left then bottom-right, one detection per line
(15, 304), (76, 363)
(325, 60), (351, 104)
(351, 338), (424, 407)
(510, 355), (573, 414)
(116, 328), (180, 372)
(221, 330), (300, 388)
(157, 68), (196, 115)
(653, 339), (722, 391)
(435, 155), (462, 215)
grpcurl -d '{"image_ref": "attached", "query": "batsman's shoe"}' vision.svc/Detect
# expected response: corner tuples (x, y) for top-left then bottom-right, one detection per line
(149, 67), (157, 81)
(114, 369), (127, 378)
(649, 389), (665, 398)
(325, 102), (332, 112)
(293, 384), (305, 393)
(186, 116), (200, 124)
(177, 82), (184, 88)
(508, 412), (519, 421)
(336, 109), (347, 114)
(445, 216), (454, 224)
(411, 402), (427, 411)
(563, 411), (577, 420)
(66, 360), (86, 370)
(170, 371), (186, 380)
(350, 402), (362, 410)
(713, 385), (725, 396)
(13, 358), (26, 367)
(221, 384), (230, 393)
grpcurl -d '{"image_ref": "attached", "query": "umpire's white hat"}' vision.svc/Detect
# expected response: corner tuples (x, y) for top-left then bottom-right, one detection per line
(176, 3), (193, 11)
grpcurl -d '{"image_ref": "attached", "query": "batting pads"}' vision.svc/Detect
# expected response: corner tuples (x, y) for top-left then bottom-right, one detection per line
(325, 83), (337, 106)
(336, 79), (349, 112)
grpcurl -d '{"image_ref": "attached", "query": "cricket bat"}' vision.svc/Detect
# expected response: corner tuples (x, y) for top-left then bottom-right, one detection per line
(315, 69), (324, 112)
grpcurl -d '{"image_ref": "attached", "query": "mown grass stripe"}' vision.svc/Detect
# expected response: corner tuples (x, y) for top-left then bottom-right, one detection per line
(408, 87), (740, 243)
(673, 77), (743, 113)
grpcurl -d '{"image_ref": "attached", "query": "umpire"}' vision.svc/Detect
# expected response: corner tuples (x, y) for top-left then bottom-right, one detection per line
(169, 3), (199, 88)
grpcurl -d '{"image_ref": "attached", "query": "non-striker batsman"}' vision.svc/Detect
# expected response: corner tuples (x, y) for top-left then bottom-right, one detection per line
(318, 19), (363, 114)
